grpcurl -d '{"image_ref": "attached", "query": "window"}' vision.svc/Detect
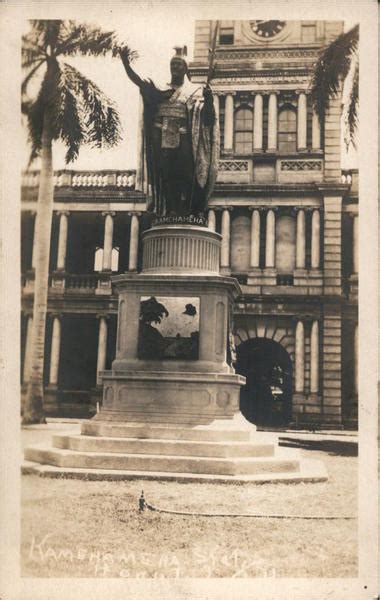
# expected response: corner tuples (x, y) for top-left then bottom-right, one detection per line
(111, 247), (119, 272)
(94, 247), (103, 272)
(278, 109), (297, 153)
(94, 247), (119, 271)
(275, 216), (296, 274)
(219, 26), (234, 45)
(277, 274), (294, 286)
(219, 105), (225, 149)
(301, 24), (316, 43)
(234, 108), (253, 154)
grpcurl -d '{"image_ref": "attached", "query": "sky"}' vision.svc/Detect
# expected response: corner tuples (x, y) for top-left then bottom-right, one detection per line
(22, 10), (197, 171)
(22, 13), (358, 172)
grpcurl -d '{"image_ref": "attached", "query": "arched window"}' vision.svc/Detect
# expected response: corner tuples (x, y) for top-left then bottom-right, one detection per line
(234, 107), (253, 154)
(94, 247), (103, 272)
(275, 215), (296, 274)
(94, 247), (119, 272)
(111, 247), (119, 272)
(278, 109), (297, 152)
(231, 215), (251, 272)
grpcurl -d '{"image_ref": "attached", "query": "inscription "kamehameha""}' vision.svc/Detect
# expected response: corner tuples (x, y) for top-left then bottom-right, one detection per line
(152, 215), (208, 227)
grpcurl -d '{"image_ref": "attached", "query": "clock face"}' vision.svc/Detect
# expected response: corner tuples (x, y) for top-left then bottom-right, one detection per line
(250, 20), (286, 38)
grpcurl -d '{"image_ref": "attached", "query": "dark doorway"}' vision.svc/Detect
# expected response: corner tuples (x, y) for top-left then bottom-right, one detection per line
(59, 315), (98, 393)
(236, 338), (293, 427)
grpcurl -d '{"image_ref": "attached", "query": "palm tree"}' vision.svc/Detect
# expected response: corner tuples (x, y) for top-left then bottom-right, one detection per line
(311, 24), (359, 149)
(22, 20), (134, 423)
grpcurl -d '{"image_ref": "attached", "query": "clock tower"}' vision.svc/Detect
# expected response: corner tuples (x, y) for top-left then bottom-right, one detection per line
(247, 20), (287, 40)
(188, 21), (358, 428)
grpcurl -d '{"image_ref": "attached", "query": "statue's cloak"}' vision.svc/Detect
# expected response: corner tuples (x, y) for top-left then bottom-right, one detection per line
(135, 76), (220, 216)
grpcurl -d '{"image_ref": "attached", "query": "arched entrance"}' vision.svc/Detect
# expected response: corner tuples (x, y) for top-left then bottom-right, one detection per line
(236, 338), (293, 427)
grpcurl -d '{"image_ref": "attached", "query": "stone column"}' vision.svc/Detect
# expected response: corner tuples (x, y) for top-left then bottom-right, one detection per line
(135, 94), (144, 191)
(352, 214), (359, 274)
(267, 92), (278, 151)
(128, 212), (140, 271)
(250, 208), (260, 268)
(49, 315), (61, 386)
(253, 93), (263, 151)
(102, 212), (115, 271)
(295, 320), (305, 393)
(23, 315), (33, 383)
(322, 195), (342, 294)
(265, 209), (276, 268)
(311, 209), (321, 269)
(208, 209), (216, 232)
(224, 93), (234, 152)
(297, 92), (307, 150)
(310, 320), (319, 393)
(296, 209), (306, 269)
(213, 93), (220, 123)
(56, 211), (69, 271)
(354, 323), (358, 395)
(312, 110), (321, 150)
(220, 208), (231, 268)
(96, 315), (108, 385)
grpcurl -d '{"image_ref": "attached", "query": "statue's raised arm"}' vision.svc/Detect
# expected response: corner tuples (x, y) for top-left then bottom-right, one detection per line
(119, 47), (145, 89)
(121, 45), (219, 220)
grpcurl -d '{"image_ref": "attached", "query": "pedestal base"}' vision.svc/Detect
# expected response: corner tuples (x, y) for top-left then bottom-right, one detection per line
(23, 417), (328, 483)
(98, 370), (245, 425)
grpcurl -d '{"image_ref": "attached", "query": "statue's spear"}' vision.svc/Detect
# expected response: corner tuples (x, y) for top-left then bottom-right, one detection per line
(207, 20), (220, 84)
(189, 21), (220, 215)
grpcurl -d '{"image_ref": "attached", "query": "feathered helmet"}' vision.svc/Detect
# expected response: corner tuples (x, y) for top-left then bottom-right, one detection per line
(170, 46), (188, 70)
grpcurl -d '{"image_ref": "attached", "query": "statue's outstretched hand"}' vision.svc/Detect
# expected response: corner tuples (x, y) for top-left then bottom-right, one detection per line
(119, 48), (144, 89)
(119, 46), (131, 66)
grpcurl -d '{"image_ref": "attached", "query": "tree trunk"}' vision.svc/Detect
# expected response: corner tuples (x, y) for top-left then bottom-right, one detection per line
(22, 111), (54, 424)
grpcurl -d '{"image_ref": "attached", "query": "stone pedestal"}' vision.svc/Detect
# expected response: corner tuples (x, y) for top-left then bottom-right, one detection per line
(96, 224), (245, 425)
(24, 223), (328, 483)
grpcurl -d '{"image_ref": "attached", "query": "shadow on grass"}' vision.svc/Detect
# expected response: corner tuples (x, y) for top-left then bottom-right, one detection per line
(278, 437), (358, 457)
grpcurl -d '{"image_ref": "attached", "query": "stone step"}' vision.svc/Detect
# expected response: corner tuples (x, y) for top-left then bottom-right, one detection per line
(25, 444), (300, 477)
(81, 421), (253, 442)
(52, 434), (275, 459)
(22, 459), (328, 484)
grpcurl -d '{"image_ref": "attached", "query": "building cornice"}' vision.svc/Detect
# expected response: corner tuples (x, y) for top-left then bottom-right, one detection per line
(189, 67), (313, 80)
(315, 183), (350, 195)
(213, 183), (327, 196)
(22, 189), (146, 203)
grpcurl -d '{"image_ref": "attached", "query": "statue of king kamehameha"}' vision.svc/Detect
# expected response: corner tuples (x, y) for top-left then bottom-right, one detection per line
(120, 45), (219, 218)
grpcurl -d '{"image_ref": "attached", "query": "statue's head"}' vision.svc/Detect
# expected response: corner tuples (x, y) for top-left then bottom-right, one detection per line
(170, 46), (188, 79)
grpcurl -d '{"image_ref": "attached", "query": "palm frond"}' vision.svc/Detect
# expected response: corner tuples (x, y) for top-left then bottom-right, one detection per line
(310, 24), (359, 125)
(62, 63), (122, 148)
(29, 19), (53, 34)
(24, 61), (63, 163)
(112, 44), (138, 61)
(29, 19), (62, 51)
(23, 20), (129, 165)
(55, 21), (133, 59)
(22, 32), (47, 68)
(21, 99), (33, 116)
(60, 86), (85, 163)
(344, 59), (359, 150)
(21, 59), (45, 97)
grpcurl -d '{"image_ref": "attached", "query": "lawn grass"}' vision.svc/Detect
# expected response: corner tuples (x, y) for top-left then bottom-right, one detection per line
(21, 446), (357, 579)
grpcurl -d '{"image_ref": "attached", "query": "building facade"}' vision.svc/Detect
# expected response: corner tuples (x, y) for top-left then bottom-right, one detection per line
(21, 20), (358, 428)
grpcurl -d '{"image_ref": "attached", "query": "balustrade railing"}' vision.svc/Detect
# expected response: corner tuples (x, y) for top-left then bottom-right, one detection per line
(65, 273), (99, 289)
(23, 167), (356, 190)
(22, 170), (136, 189)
